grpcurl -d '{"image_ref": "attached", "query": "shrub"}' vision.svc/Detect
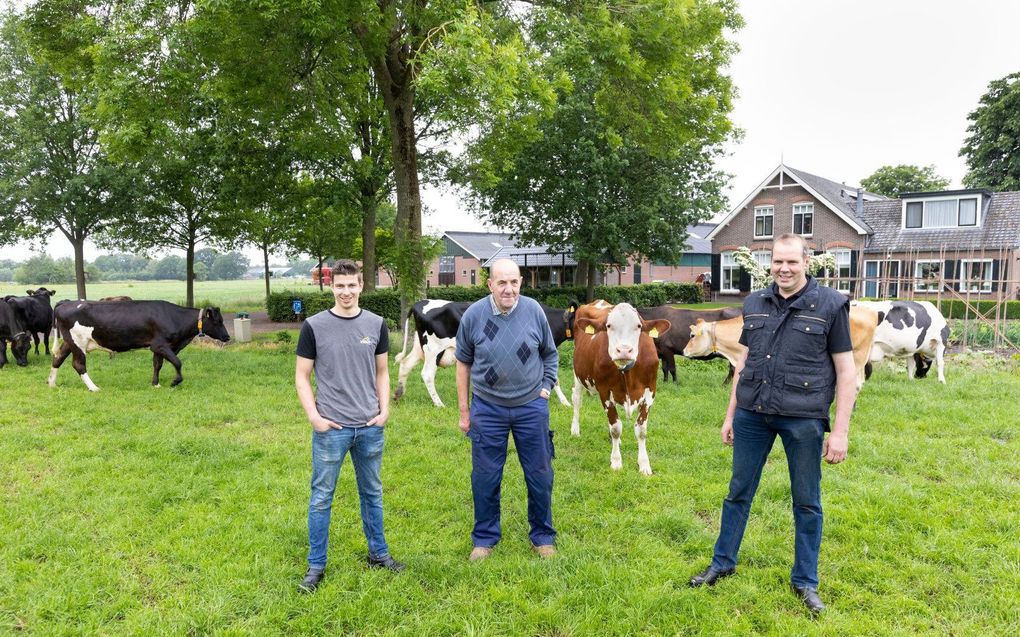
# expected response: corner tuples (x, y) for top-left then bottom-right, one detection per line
(267, 282), (703, 323)
(937, 299), (1020, 320)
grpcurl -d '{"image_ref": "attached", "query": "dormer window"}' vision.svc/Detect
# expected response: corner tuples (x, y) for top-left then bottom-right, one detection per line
(903, 195), (981, 229)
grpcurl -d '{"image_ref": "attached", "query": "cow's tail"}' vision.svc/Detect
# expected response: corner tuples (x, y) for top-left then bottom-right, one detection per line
(393, 310), (414, 364)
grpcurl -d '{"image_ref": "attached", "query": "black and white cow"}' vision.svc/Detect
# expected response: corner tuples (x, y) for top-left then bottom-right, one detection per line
(0, 300), (32, 368)
(4, 288), (56, 355)
(49, 299), (230, 391)
(853, 300), (949, 384)
(393, 298), (576, 408)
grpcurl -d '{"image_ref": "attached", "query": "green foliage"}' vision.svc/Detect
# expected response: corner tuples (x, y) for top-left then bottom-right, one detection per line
(1, 341), (1017, 634)
(269, 283), (703, 323)
(210, 252), (249, 281)
(938, 299), (1020, 320)
(961, 72), (1020, 190)
(0, 11), (139, 298)
(860, 164), (951, 197)
(13, 254), (75, 284)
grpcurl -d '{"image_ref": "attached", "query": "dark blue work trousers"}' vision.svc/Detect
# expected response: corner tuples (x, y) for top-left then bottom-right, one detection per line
(468, 395), (556, 548)
(711, 407), (825, 588)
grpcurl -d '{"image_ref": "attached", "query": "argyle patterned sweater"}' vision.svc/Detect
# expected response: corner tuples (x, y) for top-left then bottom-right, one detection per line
(454, 296), (559, 407)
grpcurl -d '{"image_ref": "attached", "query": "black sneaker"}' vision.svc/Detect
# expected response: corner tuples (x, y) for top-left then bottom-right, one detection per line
(298, 567), (324, 594)
(367, 554), (406, 572)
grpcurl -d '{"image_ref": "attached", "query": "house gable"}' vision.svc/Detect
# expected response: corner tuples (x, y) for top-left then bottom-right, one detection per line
(708, 164), (873, 242)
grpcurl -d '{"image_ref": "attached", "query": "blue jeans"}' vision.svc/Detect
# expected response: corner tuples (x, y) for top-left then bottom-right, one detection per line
(308, 425), (388, 569)
(468, 395), (556, 548)
(712, 408), (825, 588)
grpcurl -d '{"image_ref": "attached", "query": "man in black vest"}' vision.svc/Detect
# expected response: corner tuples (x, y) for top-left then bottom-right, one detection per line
(690, 234), (857, 614)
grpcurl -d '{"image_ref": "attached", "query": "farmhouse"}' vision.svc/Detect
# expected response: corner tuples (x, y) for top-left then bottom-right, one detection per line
(706, 164), (1020, 300)
(431, 228), (713, 289)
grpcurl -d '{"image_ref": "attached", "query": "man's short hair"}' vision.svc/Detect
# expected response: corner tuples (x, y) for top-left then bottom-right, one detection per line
(774, 233), (810, 258)
(332, 259), (362, 282)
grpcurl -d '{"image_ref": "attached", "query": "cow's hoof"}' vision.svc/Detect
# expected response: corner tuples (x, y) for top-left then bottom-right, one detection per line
(610, 460), (623, 471)
(153, 384), (161, 388)
(570, 428), (580, 437)
(639, 466), (653, 476)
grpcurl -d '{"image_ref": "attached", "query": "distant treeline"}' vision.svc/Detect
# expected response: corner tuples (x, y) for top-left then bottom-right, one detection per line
(2, 250), (310, 284)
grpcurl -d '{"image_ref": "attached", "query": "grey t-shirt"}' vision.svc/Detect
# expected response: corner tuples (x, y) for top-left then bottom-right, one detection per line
(297, 309), (388, 427)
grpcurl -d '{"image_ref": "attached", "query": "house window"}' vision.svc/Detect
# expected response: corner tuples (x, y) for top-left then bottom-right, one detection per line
(752, 250), (771, 270)
(754, 206), (774, 238)
(721, 251), (740, 293)
(914, 260), (943, 292)
(903, 196), (980, 229)
(829, 248), (851, 292)
(959, 259), (992, 293)
(793, 203), (813, 236)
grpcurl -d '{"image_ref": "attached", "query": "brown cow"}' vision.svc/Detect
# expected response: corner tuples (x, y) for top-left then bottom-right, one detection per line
(571, 300), (670, 475)
(682, 304), (879, 393)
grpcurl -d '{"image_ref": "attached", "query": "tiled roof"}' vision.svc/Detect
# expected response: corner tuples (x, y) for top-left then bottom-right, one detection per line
(444, 231), (518, 260)
(785, 166), (880, 233)
(482, 245), (578, 268)
(861, 192), (1020, 252)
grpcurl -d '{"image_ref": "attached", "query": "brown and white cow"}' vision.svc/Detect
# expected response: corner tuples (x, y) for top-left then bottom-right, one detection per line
(571, 300), (670, 475)
(682, 303), (880, 393)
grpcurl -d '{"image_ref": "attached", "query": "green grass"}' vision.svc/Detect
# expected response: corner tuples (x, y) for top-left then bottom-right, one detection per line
(1, 335), (1018, 635)
(0, 279), (327, 313)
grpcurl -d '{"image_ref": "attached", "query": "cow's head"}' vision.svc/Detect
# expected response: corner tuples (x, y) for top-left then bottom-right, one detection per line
(576, 302), (670, 370)
(682, 318), (714, 358)
(27, 288), (56, 300)
(9, 330), (31, 366)
(201, 307), (231, 343)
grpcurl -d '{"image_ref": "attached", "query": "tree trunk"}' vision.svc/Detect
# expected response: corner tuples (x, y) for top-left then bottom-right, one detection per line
(262, 243), (271, 307)
(185, 242), (196, 307)
(317, 255), (324, 291)
(586, 261), (597, 302)
(73, 237), (88, 300)
(361, 191), (377, 293)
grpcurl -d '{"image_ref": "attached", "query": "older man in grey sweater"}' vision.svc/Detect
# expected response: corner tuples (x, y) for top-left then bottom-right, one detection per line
(455, 258), (560, 561)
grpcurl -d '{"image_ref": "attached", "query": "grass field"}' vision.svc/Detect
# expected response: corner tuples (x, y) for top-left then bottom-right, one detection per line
(0, 279), (326, 314)
(1, 327), (1019, 635)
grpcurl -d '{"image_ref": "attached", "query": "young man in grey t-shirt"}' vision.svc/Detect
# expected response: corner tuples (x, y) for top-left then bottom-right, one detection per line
(295, 259), (404, 593)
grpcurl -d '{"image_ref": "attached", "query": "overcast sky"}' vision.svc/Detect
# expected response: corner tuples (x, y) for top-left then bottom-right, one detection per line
(11, 0), (1020, 261)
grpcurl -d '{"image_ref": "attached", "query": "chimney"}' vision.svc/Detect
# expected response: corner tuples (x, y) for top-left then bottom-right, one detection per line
(856, 188), (864, 215)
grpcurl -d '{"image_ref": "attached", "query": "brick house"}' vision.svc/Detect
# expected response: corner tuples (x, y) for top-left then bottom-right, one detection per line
(431, 227), (714, 288)
(706, 164), (1020, 300)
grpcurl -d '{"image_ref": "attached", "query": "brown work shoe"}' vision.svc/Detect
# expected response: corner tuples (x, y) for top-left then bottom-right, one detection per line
(532, 544), (556, 559)
(468, 546), (493, 562)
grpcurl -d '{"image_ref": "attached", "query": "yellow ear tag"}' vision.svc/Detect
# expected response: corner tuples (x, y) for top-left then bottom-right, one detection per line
(565, 328), (572, 338)
(584, 325), (595, 335)
(649, 327), (659, 339)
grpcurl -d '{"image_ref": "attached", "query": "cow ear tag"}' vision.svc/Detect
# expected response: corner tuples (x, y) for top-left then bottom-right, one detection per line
(584, 325), (595, 335)
(649, 327), (659, 339)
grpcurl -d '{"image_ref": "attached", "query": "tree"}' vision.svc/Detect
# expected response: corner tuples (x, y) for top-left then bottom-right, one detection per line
(14, 253), (74, 284)
(94, 1), (233, 306)
(0, 9), (137, 299)
(860, 164), (950, 197)
(450, 1), (740, 300)
(194, 248), (219, 271)
(210, 251), (248, 280)
(961, 72), (1020, 191)
(149, 255), (186, 281)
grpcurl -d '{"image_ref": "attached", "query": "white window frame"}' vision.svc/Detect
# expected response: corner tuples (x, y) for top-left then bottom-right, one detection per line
(958, 259), (993, 293)
(913, 259), (943, 292)
(792, 203), (814, 237)
(901, 196), (982, 229)
(751, 250), (771, 271)
(753, 205), (774, 239)
(721, 251), (740, 293)
(829, 248), (851, 293)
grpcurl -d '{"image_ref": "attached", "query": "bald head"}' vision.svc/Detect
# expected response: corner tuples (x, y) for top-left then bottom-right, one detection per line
(488, 258), (522, 311)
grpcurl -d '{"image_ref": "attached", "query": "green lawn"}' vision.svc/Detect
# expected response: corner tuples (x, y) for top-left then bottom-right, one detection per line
(1, 334), (1018, 635)
(0, 279), (326, 314)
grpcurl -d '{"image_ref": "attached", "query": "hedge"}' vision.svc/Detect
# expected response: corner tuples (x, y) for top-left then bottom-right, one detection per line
(936, 299), (1020, 320)
(267, 282), (703, 324)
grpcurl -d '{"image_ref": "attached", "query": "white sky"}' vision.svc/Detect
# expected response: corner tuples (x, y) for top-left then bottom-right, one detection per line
(10, 0), (1020, 261)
